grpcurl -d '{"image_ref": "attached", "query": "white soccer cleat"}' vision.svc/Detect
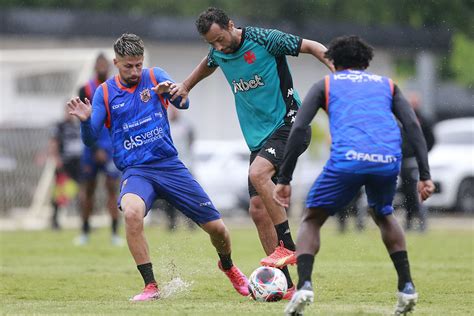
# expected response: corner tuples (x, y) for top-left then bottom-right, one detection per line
(394, 283), (418, 315)
(284, 282), (314, 316)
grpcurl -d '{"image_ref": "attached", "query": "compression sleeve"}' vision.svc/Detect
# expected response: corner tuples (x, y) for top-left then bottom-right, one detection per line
(278, 80), (325, 184)
(81, 85), (107, 147)
(153, 67), (190, 109)
(392, 84), (431, 180)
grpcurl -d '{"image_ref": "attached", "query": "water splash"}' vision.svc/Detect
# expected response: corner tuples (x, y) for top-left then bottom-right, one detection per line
(160, 277), (193, 298)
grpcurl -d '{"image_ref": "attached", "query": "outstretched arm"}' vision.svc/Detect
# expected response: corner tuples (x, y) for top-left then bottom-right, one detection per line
(392, 84), (435, 201)
(300, 39), (335, 73)
(67, 87), (106, 147)
(169, 57), (217, 107)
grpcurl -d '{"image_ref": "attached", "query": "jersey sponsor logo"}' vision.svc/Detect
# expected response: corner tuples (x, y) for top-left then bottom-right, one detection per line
(334, 72), (383, 83)
(345, 150), (397, 163)
(111, 102), (125, 110)
(244, 50), (256, 64)
(123, 126), (164, 150)
(232, 74), (265, 94)
(140, 88), (151, 102)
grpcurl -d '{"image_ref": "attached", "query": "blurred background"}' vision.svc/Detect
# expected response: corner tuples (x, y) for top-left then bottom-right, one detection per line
(0, 0), (472, 231)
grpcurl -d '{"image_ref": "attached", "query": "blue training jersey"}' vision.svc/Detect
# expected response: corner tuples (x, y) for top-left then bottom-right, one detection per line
(208, 26), (303, 151)
(325, 69), (402, 175)
(81, 67), (189, 171)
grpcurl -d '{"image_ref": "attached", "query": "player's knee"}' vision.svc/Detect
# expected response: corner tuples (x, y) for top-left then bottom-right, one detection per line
(121, 200), (144, 225)
(249, 198), (267, 223)
(248, 166), (268, 187)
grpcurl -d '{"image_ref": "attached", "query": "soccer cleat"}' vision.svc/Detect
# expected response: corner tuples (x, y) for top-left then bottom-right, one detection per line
(73, 234), (89, 246)
(394, 282), (418, 315)
(284, 281), (314, 316)
(130, 282), (160, 302)
(111, 234), (125, 247)
(260, 241), (296, 268)
(218, 261), (249, 296)
(283, 285), (296, 300)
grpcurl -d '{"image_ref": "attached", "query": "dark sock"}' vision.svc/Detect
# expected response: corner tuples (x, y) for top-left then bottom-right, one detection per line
(137, 262), (156, 285)
(82, 219), (90, 234)
(280, 266), (294, 288)
(390, 251), (413, 291)
(275, 220), (296, 251)
(111, 218), (118, 235)
(218, 253), (233, 270)
(296, 254), (314, 289)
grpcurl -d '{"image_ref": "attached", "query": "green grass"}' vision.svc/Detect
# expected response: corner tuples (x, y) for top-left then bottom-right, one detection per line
(1, 222), (473, 315)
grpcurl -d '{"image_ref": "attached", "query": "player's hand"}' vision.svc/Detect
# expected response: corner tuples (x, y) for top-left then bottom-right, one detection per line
(418, 179), (435, 201)
(67, 97), (92, 122)
(151, 81), (172, 95)
(273, 184), (292, 208)
(169, 82), (189, 108)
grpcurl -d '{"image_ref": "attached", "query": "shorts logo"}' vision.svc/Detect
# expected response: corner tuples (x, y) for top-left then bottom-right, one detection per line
(244, 50), (256, 64)
(345, 150), (397, 163)
(121, 179), (128, 191)
(140, 88), (151, 102)
(199, 201), (212, 207)
(232, 74), (265, 94)
(265, 147), (277, 157)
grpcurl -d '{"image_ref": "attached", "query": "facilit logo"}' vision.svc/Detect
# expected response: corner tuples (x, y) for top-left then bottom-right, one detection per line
(345, 150), (397, 163)
(244, 50), (256, 64)
(232, 74), (265, 94)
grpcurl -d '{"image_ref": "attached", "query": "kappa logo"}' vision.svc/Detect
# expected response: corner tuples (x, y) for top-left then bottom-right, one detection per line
(244, 50), (256, 64)
(140, 88), (151, 102)
(265, 147), (277, 157)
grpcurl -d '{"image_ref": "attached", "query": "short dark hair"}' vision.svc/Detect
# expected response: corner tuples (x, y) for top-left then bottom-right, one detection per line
(195, 7), (230, 35)
(113, 33), (144, 57)
(325, 35), (374, 70)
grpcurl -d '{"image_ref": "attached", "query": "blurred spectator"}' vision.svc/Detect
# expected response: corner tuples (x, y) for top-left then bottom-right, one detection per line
(154, 106), (196, 231)
(49, 104), (82, 229)
(75, 53), (123, 246)
(400, 92), (435, 232)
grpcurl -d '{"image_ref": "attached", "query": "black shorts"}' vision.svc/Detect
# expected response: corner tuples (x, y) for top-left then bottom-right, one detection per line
(248, 124), (311, 197)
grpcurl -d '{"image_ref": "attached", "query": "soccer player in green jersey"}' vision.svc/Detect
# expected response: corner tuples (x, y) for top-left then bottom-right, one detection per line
(170, 7), (334, 299)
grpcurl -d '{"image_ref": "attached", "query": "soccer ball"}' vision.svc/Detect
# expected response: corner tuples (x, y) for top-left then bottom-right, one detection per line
(248, 266), (287, 302)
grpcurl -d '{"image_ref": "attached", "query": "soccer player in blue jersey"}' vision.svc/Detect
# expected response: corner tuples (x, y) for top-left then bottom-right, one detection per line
(75, 53), (123, 246)
(67, 33), (248, 301)
(274, 36), (435, 315)
(170, 7), (334, 299)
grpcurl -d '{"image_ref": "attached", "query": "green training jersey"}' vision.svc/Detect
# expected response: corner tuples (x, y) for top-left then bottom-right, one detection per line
(207, 26), (302, 151)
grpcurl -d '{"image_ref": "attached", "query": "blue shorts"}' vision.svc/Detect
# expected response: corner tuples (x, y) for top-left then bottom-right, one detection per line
(81, 149), (120, 181)
(118, 157), (221, 224)
(306, 167), (398, 216)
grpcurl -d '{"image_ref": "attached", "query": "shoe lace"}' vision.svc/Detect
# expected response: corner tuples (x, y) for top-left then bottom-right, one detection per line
(271, 241), (292, 258)
(144, 283), (157, 291)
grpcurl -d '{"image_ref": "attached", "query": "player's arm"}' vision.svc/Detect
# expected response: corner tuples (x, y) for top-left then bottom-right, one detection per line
(68, 86), (106, 147)
(169, 56), (218, 107)
(392, 84), (435, 201)
(151, 67), (190, 109)
(300, 39), (335, 72)
(274, 80), (325, 207)
(262, 28), (334, 72)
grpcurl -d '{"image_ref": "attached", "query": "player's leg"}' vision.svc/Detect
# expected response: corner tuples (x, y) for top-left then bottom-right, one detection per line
(75, 178), (96, 245)
(285, 170), (362, 316)
(155, 159), (249, 296)
(119, 176), (160, 301)
(366, 174), (418, 314)
(248, 166), (295, 297)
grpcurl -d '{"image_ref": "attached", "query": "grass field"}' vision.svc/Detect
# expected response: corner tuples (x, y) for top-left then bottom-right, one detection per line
(1, 220), (473, 315)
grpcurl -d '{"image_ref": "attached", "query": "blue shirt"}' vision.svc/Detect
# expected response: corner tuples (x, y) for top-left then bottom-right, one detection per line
(208, 26), (302, 151)
(81, 67), (189, 171)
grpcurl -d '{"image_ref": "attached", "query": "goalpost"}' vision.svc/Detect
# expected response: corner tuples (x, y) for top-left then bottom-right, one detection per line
(0, 48), (113, 229)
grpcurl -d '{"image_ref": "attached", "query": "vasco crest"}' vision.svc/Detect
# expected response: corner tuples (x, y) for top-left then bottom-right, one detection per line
(140, 88), (151, 102)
